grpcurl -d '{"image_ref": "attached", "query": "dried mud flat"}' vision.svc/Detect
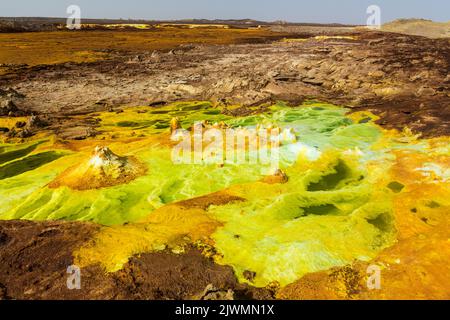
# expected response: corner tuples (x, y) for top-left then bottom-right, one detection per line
(0, 25), (449, 300)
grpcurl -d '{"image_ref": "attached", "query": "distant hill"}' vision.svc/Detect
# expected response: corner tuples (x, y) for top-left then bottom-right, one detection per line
(382, 19), (450, 38)
(0, 17), (356, 33)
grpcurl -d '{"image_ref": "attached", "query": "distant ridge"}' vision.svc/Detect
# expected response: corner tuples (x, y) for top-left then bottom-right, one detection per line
(0, 17), (356, 32)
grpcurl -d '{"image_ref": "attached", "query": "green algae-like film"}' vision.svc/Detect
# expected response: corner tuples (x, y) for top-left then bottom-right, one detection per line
(209, 155), (396, 287)
(1, 103), (379, 224)
(2, 101), (439, 288)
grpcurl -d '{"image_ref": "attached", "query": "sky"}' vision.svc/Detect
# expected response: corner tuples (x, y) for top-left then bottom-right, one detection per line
(1, 0), (449, 24)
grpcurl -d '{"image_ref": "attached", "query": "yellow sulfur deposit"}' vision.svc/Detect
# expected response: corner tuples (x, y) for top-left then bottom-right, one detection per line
(1, 101), (449, 291)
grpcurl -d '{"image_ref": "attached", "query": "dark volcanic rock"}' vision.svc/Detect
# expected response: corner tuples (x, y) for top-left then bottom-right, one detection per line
(0, 100), (18, 116)
(0, 220), (273, 300)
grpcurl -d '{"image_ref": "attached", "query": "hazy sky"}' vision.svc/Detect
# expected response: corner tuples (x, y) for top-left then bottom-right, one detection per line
(1, 0), (449, 24)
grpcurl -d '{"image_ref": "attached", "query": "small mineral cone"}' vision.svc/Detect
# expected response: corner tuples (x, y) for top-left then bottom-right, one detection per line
(170, 117), (181, 133)
(49, 146), (146, 190)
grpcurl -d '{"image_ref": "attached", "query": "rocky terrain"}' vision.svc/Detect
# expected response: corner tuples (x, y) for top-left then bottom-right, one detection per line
(1, 30), (449, 140)
(0, 220), (273, 300)
(0, 24), (449, 300)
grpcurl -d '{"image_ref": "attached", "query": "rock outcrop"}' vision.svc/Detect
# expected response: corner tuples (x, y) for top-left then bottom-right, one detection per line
(49, 146), (146, 190)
